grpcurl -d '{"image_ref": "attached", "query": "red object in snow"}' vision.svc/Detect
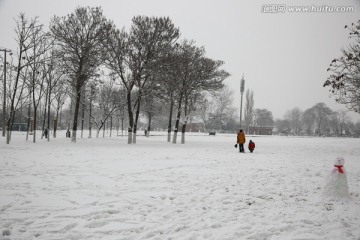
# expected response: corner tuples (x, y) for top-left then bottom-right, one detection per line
(334, 165), (344, 174)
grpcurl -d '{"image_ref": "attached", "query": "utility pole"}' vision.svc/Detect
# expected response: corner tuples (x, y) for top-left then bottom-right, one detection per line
(0, 48), (12, 137)
(239, 74), (245, 129)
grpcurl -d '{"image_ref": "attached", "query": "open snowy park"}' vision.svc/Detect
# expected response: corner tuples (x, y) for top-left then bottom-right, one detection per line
(1, 132), (360, 240)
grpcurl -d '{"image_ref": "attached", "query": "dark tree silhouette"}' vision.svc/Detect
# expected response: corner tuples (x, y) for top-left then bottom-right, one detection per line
(50, 6), (112, 142)
(324, 20), (360, 113)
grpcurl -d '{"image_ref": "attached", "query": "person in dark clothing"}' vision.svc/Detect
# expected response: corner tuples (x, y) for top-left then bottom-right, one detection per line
(236, 129), (246, 153)
(43, 128), (48, 138)
(248, 140), (255, 153)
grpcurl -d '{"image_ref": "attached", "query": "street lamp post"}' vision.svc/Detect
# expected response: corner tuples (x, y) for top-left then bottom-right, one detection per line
(1, 48), (12, 137)
(239, 74), (245, 129)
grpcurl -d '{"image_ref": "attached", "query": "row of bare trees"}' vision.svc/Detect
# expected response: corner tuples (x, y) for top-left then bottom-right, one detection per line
(0, 6), (229, 144)
(275, 103), (360, 136)
(1, 14), (56, 144)
(195, 87), (274, 133)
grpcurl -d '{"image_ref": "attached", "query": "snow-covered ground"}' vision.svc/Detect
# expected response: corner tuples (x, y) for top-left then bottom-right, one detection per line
(1, 131), (360, 240)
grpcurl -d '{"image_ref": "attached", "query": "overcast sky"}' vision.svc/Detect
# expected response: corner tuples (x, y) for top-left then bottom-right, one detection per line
(1, 0), (360, 121)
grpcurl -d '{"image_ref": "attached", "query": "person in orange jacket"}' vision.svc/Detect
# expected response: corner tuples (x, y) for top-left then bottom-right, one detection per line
(236, 129), (246, 153)
(248, 140), (255, 153)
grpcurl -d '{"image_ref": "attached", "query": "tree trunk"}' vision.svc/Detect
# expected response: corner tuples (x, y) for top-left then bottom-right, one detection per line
(53, 114), (58, 138)
(126, 92), (133, 144)
(132, 123), (137, 143)
(31, 69), (38, 144)
(121, 117), (124, 137)
(181, 117), (188, 144)
(103, 120), (106, 138)
(26, 93), (31, 141)
(81, 90), (85, 138)
(67, 90), (74, 136)
(41, 87), (48, 140)
(59, 105), (62, 133)
(147, 113), (151, 137)
(2, 51), (7, 138)
(127, 127), (132, 143)
(6, 54), (23, 144)
(132, 95), (141, 144)
(167, 100), (174, 142)
(6, 106), (15, 144)
(47, 77), (52, 141)
(181, 97), (189, 144)
(32, 109), (37, 143)
(110, 116), (113, 137)
(88, 96), (92, 138)
(72, 82), (82, 143)
(172, 98), (182, 144)
(116, 114), (120, 137)
(121, 107), (125, 137)
(47, 92), (51, 141)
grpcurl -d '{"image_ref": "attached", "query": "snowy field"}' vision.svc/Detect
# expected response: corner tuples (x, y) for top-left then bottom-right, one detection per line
(1, 131), (360, 240)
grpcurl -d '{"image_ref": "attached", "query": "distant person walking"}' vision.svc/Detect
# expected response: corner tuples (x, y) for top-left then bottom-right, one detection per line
(43, 128), (48, 138)
(237, 129), (246, 153)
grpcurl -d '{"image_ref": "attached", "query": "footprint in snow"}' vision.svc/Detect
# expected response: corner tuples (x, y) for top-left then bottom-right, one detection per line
(85, 221), (108, 228)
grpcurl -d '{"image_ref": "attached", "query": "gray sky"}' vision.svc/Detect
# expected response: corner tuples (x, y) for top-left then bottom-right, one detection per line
(1, 0), (360, 121)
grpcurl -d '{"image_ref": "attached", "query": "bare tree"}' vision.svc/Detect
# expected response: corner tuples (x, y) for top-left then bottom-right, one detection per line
(103, 25), (135, 143)
(354, 120), (360, 136)
(333, 109), (350, 136)
(42, 50), (66, 140)
(196, 90), (238, 133)
(324, 20), (360, 114)
(171, 40), (228, 144)
(93, 80), (119, 138)
(310, 102), (333, 136)
(104, 16), (180, 144)
(302, 108), (315, 135)
(6, 56), (27, 142)
(51, 79), (68, 138)
(27, 25), (52, 143)
(6, 14), (50, 144)
(0, 51), (13, 138)
(142, 88), (163, 137)
(244, 89), (254, 133)
(50, 6), (112, 142)
(275, 119), (291, 135)
(196, 94), (212, 131)
(211, 85), (234, 131)
(254, 108), (273, 127)
(129, 16), (179, 144)
(87, 80), (97, 138)
(284, 107), (303, 134)
(152, 49), (182, 142)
